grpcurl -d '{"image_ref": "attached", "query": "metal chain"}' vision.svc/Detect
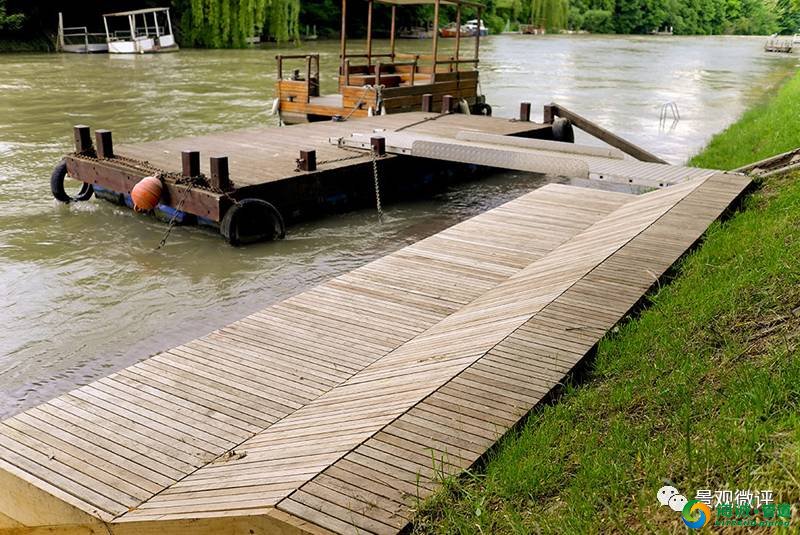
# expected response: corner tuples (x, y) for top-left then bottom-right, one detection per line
(156, 181), (193, 250)
(394, 111), (448, 132)
(372, 148), (384, 222)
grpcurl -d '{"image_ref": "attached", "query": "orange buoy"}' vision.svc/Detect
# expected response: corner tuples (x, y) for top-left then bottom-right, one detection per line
(131, 176), (163, 212)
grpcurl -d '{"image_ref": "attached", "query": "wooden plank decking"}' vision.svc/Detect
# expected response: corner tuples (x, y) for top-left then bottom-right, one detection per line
(0, 171), (750, 535)
(114, 113), (550, 189)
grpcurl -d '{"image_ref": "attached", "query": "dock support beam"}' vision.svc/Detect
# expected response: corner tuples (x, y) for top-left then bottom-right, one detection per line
(298, 150), (317, 172)
(210, 156), (231, 191)
(520, 102), (531, 122)
(370, 136), (386, 156)
(422, 94), (433, 113)
(182, 150), (200, 177)
(442, 95), (454, 114)
(95, 130), (114, 159)
(73, 125), (92, 154)
(543, 104), (555, 124)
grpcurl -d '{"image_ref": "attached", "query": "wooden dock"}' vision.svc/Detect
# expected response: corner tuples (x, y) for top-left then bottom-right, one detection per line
(1, 169), (750, 534)
(59, 112), (552, 243)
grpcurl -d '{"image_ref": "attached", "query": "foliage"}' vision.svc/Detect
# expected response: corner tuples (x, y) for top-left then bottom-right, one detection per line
(412, 71), (800, 535)
(0, 0), (23, 32)
(177, 0), (299, 47)
(582, 9), (613, 32)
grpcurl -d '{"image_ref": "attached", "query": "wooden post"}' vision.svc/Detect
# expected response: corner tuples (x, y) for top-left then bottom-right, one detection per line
(474, 8), (482, 64)
(95, 130), (114, 159)
(422, 93), (433, 112)
(182, 150), (200, 177)
(366, 0), (373, 65)
(298, 150), (317, 172)
(375, 62), (381, 87)
(543, 103), (555, 124)
(370, 136), (386, 156)
(339, 0), (347, 88)
(454, 4), (461, 65)
(520, 102), (531, 122)
(390, 5), (397, 59)
(442, 94), (454, 113)
(432, 0), (440, 72)
(210, 156), (231, 190)
(73, 125), (92, 153)
(305, 55), (312, 103)
(277, 55), (283, 79)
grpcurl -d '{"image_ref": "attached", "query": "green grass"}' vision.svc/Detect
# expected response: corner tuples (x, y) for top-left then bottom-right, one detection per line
(690, 71), (800, 170)
(412, 74), (800, 534)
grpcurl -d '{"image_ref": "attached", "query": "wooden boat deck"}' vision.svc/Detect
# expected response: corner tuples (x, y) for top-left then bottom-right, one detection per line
(114, 113), (550, 189)
(0, 171), (751, 534)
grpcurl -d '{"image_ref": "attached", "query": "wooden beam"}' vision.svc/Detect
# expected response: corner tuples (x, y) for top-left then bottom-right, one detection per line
(210, 156), (231, 191)
(64, 155), (227, 221)
(549, 102), (668, 164)
(181, 150), (200, 177)
(73, 125), (92, 154)
(543, 103), (555, 124)
(94, 130), (114, 159)
(520, 102), (531, 122)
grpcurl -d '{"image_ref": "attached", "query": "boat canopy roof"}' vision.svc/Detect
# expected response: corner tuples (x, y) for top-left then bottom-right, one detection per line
(370, 0), (484, 7)
(103, 7), (171, 17)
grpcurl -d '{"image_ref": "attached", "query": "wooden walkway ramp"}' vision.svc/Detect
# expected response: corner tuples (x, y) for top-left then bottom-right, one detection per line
(0, 172), (750, 535)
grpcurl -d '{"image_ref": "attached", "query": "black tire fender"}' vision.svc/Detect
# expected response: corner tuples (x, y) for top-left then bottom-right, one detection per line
(221, 198), (286, 246)
(552, 117), (575, 143)
(473, 102), (492, 116)
(50, 160), (94, 203)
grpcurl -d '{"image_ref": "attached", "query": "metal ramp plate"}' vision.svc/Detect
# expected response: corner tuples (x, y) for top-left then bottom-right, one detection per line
(331, 130), (720, 188)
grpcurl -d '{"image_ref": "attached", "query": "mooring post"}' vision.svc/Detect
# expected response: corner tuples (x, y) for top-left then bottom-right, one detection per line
(370, 136), (386, 156)
(421, 93), (433, 113)
(210, 156), (231, 191)
(543, 104), (556, 124)
(73, 125), (92, 154)
(182, 150), (200, 177)
(298, 150), (317, 172)
(95, 130), (114, 159)
(520, 102), (531, 122)
(442, 94), (454, 113)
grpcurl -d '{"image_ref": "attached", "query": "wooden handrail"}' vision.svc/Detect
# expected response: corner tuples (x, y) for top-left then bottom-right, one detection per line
(275, 53), (320, 60)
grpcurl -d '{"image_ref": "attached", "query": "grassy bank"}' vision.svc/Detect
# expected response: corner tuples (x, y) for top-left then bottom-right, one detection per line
(412, 75), (800, 533)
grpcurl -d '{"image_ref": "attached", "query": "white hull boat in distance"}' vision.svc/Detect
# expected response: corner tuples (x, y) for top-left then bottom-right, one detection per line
(103, 7), (179, 54)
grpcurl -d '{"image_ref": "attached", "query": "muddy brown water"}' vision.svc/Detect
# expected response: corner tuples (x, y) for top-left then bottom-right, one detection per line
(0, 35), (796, 418)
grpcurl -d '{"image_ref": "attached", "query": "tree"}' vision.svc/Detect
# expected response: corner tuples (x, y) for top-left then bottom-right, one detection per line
(0, 0), (23, 31)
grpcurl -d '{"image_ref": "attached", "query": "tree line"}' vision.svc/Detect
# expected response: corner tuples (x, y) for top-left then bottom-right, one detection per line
(1, 0), (799, 50)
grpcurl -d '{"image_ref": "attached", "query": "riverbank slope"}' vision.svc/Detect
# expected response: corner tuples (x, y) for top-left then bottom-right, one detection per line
(412, 72), (800, 533)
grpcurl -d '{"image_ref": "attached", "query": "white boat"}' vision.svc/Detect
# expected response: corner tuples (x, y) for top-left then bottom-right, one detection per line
(464, 19), (489, 36)
(102, 7), (179, 54)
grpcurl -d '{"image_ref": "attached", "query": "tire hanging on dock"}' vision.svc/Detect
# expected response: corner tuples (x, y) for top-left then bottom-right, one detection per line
(551, 117), (575, 143)
(221, 198), (286, 246)
(473, 102), (492, 116)
(50, 160), (93, 203)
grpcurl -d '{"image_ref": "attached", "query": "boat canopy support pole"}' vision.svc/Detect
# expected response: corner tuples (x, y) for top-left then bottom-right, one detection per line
(455, 4), (461, 65)
(432, 0), (440, 81)
(103, 16), (110, 42)
(154, 12), (160, 38)
(366, 0), (373, 65)
(166, 9), (173, 36)
(340, 0), (347, 88)
(475, 7), (482, 64)
(390, 5), (396, 59)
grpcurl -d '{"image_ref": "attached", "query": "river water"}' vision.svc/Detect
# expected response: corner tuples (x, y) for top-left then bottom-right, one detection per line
(0, 35), (795, 418)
